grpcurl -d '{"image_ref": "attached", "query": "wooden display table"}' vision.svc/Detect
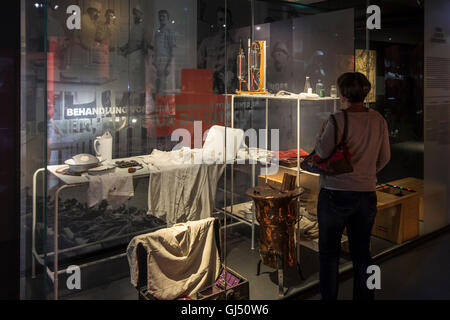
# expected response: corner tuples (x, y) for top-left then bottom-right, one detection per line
(373, 178), (422, 244)
(385, 177), (424, 220)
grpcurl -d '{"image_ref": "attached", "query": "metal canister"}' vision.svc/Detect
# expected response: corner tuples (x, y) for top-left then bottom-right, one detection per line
(246, 185), (303, 269)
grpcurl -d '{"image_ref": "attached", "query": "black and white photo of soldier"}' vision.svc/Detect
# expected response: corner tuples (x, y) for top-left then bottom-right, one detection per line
(152, 9), (176, 95)
(95, 9), (118, 50)
(80, 0), (102, 50)
(119, 3), (148, 99)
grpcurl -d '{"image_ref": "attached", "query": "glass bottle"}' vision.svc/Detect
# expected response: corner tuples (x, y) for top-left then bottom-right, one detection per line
(304, 76), (311, 93)
(330, 85), (337, 98)
(316, 80), (325, 97)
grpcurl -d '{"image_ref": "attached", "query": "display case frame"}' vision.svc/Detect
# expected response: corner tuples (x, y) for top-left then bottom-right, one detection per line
(222, 93), (338, 250)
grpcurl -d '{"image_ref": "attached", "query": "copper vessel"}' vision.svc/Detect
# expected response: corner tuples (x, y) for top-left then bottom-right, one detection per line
(246, 185), (303, 269)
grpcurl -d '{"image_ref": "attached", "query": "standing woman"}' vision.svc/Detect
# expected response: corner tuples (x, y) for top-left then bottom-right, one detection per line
(314, 72), (390, 300)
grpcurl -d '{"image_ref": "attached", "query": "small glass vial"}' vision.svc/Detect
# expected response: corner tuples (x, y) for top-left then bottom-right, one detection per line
(316, 80), (325, 97)
(237, 47), (246, 82)
(304, 76), (311, 93)
(330, 85), (337, 98)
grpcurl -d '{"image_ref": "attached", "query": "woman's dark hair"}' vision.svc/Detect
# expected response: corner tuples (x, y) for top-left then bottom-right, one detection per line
(337, 72), (371, 103)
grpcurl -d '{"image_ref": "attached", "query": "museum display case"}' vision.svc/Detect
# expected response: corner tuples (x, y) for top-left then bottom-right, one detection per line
(18, 0), (449, 300)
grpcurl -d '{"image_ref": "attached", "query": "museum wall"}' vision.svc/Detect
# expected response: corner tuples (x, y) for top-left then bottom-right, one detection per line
(424, 0), (450, 233)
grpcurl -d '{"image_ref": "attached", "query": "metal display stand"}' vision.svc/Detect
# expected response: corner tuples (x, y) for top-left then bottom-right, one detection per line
(222, 93), (338, 250)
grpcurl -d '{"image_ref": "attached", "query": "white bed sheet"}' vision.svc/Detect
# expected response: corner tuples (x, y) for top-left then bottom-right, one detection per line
(143, 149), (225, 226)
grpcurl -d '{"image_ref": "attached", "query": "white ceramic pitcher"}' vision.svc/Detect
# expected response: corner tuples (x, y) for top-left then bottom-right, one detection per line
(94, 131), (113, 162)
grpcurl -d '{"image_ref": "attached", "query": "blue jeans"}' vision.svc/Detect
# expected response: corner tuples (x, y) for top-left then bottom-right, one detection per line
(317, 188), (377, 300)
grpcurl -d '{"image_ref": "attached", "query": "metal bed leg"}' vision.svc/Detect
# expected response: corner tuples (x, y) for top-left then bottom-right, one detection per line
(52, 184), (73, 300)
(277, 254), (284, 298)
(32, 168), (45, 279)
(251, 162), (255, 250)
(265, 98), (268, 183)
(54, 186), (61, 300)
(297, 262), (305, 280)
(257, 250), (285, 297)
(256, 259), (262, 276)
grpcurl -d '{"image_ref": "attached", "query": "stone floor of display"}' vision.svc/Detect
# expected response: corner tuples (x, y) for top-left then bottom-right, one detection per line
(307, 229), (450, 300)
(24, 221), (395, 300)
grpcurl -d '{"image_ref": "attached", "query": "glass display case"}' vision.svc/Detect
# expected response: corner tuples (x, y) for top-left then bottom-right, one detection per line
(18, 0), (446, 301)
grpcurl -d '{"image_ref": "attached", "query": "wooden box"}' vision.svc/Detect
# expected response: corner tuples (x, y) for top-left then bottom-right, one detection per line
(258, 167), (320, 215)
(257, 167), (320, 191)
(386, 177), (424, 221)
(372, 185), (420, 244)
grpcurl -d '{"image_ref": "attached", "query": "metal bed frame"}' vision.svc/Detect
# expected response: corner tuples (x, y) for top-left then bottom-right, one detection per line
(31, 161), (164, 300)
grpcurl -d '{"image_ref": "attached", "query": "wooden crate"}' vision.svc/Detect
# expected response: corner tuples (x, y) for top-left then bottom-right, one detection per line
(372, 185), (420, 244)
(386, 177), (424, 221)
(258, 168), (320, 215)
(257, 167), (320, 192)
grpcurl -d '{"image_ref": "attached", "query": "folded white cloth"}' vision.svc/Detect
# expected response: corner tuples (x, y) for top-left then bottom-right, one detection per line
(127, 217), (220, 300)
(87, 173), (134, 207)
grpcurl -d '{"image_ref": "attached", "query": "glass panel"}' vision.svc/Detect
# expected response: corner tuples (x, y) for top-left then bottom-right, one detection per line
(220, 0), (357, 299)
(20, 0), (49, 299)
(22, 0), (230, 300)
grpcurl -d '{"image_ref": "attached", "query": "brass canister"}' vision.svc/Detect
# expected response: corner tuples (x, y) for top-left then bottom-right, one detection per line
(246, 185), (303, 269)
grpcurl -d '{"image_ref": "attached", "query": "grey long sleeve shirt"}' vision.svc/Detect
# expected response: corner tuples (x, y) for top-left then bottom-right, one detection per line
(314, 108), (390, 192)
